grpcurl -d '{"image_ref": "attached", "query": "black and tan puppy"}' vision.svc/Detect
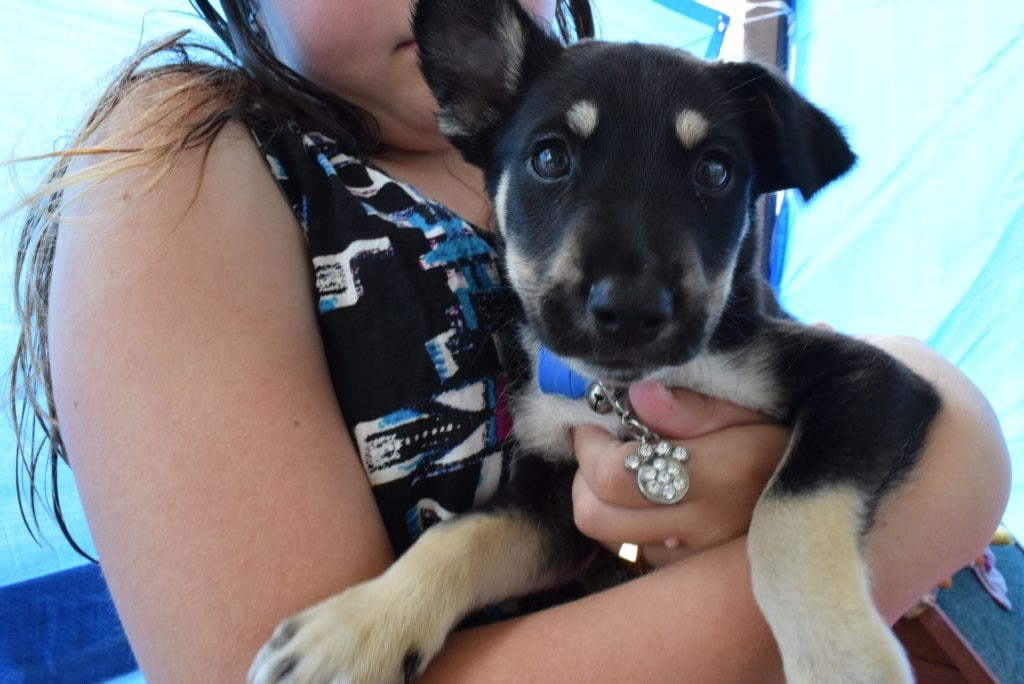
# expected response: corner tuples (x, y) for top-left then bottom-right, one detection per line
(250, 0), (940, 681)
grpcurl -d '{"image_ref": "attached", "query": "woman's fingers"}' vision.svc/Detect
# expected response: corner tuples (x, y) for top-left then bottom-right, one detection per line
(572, 422), (791, 554)
(572, 383), (789, 561)
(573, 472), (706, 546)
(572, 425), (649, 509)
(573, 423), (789, 508)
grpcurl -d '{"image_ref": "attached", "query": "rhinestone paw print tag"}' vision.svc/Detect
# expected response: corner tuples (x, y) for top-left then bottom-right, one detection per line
(624, 439), (690, 504)
(586, 381), (691, 505)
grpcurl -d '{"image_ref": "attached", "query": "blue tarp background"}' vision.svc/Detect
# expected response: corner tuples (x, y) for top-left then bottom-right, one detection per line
(0, 0), (1020, 680)
(778, 1), (1023, 533)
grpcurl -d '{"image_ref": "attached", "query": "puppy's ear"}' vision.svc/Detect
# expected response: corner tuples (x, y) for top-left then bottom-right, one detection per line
(413, 0), (563, 167)
(715, 61), (856, 199)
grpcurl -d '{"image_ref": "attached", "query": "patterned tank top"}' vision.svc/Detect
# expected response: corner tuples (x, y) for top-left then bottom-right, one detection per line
(250, 118), (515, 556)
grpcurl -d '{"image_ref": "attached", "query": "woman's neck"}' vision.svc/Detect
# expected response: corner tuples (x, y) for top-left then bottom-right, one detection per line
(371, 147), (493, 231)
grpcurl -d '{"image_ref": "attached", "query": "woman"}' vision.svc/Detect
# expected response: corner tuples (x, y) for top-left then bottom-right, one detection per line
(10, 0), (1009, 680)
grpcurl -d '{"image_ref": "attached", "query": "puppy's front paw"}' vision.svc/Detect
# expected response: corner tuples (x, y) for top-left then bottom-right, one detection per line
(247, 576), (450, 684)
(782, 621), (913, 684)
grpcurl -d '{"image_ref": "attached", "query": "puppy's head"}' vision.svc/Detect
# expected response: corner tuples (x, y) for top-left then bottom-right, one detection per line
(415, 0), (855, 380)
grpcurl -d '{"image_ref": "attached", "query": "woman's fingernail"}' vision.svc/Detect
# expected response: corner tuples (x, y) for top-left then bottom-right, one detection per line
(630, 379), (671, 405)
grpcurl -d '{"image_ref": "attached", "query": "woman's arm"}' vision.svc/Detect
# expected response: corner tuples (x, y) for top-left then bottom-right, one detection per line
(51, 115), (396, 681)
(861, 334), (1010, 621)
(430, 537), (785, 683)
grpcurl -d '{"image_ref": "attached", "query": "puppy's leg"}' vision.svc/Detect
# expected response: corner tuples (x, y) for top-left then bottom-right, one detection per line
(248, 513), (550, 684)
(744, 327), (939, 683)
(748, 486), (912, 684)
(248, 459), (587, 684)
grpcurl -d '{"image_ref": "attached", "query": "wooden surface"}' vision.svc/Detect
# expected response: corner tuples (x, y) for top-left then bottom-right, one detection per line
(894, 601), (999, 683)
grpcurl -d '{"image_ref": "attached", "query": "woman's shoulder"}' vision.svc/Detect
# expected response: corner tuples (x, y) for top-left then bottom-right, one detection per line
(63, 66), (284, 232)
(55, 70), (308, 331)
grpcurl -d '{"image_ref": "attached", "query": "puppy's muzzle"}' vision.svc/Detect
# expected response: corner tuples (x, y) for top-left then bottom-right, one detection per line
(587, 276), (673, 347)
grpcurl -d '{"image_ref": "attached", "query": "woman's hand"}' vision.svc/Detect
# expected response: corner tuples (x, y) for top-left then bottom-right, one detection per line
(572, 380), (790, 567)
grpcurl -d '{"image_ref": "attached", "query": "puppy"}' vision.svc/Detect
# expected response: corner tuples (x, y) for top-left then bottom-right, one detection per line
(249, 0), (940, 681)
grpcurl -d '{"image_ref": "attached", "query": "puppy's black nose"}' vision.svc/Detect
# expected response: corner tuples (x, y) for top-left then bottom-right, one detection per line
(587, 277), (672, 346)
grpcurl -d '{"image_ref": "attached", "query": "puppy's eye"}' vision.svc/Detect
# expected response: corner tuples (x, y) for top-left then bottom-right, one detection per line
(531, 141), (571, 180)
(694, 154), (730, 191)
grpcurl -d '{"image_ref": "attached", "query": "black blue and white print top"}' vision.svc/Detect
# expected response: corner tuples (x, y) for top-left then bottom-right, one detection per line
(250, 119), (515, 556)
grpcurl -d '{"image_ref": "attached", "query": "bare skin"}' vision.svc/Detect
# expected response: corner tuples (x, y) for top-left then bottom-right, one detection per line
(47, 1), (1011, 680)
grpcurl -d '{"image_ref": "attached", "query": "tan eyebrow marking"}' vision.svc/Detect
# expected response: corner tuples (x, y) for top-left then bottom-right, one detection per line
(675, 109), (710, 148)
(566, 100), (599, 139)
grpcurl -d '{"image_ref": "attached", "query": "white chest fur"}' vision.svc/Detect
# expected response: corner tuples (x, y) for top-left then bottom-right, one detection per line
(510, 347), (785, 462)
